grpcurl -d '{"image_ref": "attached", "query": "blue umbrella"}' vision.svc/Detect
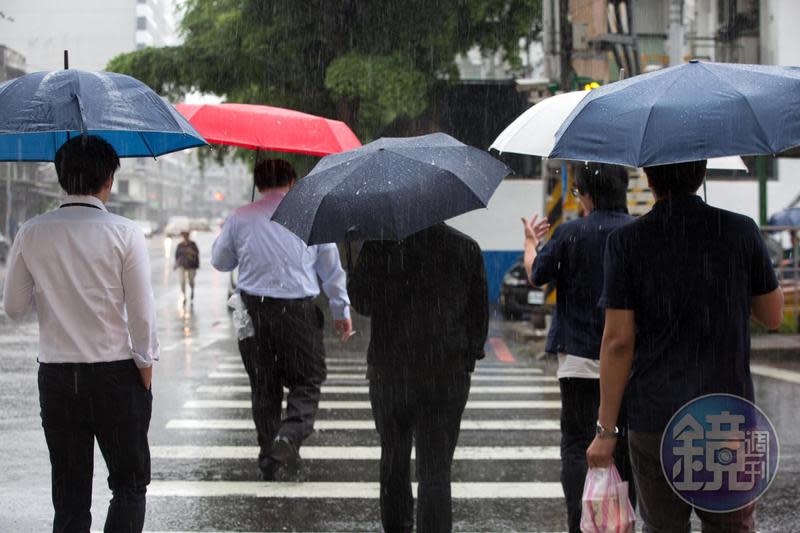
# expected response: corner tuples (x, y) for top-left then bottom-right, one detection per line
(768, 207), (800, 227)
(550, 60), (800, 167)
(0, 69), (206, 161)
(271, 132), (511, 245)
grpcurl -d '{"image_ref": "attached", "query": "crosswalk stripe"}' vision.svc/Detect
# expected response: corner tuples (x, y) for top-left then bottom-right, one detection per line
(150, 445), (560, 460)
(183, 399), (561, 410)
(208, 372), (553, 382)
(166, 419), (561, 431)
(146, 480), (564, 499)
(196, 384), (561, 395)
(215, 363), (543, 374)
(219, 355), (529, 368)
(751, 364), (800, 384)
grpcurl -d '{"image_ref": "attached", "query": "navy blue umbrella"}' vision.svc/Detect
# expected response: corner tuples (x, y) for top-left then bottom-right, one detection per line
(550, 60), (800, 167)
(272, 132), (511, 245)
(0, 69), (206, 161)
(768, 208), (800, 227)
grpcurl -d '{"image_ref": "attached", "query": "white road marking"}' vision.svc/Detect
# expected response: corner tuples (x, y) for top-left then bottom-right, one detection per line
(196, 384), (560, 395)
(150, 445), (560, 460)
(146, 480), (564, 499)
(166, 418), (560, 431)
(751, 364), (800, 384)
(208, 372), (553, 382)
(215, 363), (543, 374)
(183, 399), (561, 410)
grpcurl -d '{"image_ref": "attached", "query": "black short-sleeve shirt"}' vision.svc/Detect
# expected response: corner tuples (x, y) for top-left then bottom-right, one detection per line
(600, 195), (779, 432)
(532, 209), (633, 359)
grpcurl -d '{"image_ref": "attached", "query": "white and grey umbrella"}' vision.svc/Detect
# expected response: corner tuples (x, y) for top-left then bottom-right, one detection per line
(491, 90), (746, 171)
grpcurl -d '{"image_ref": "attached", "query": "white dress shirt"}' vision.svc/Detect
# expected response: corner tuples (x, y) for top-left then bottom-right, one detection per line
(3, 195), (159, 368)
(211, 191), (351, 320)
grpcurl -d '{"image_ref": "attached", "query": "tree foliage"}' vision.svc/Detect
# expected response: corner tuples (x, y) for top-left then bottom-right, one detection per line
(107, 0), (541, 140)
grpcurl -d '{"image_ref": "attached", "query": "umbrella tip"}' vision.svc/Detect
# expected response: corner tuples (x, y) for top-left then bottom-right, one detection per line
(63, 50), (69, 69)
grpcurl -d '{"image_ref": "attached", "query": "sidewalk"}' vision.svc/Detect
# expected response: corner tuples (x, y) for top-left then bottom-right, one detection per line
(504, 313), (799, 363)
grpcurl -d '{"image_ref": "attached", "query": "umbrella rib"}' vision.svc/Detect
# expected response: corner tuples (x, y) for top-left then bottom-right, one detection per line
(636, 74), (685, 166)
(379, 148), (490, 207)
(138, 132), (158, 160)
(700, 64), (776, 154)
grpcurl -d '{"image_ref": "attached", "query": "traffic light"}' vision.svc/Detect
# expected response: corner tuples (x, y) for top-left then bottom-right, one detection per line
(213, 191), (225, 202)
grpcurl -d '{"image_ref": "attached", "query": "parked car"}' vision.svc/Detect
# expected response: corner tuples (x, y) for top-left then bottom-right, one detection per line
(189, 217), (211, 232)
(498, 257), (547, 325)
(133, 219), (156, 238)
(164, 216), (191, 237)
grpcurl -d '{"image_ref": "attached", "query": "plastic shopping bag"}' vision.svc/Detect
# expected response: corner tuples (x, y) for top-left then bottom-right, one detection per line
(580, 465), (635, 533)
(227, 293), (255, 340)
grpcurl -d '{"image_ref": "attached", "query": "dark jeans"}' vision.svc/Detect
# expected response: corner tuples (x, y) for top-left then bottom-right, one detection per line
(38, 359), (152, 533)
(628, 431), (756, 533)
(369, 370), (471, 533)
(559, 377), (636, 533)
(238, 294), (326, 460)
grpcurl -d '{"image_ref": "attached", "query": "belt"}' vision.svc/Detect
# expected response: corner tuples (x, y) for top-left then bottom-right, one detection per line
(240, 291), (313, 305)
(38, 359), (135, 370)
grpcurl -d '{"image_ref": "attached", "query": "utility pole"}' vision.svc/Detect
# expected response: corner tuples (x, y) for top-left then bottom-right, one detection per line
(668, 0), (685, 66)
(558, 0), (573, 91)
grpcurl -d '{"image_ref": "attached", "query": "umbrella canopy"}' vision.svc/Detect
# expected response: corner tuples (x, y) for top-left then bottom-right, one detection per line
(768, 207), (800, 227)
(174, 103), (361, 156)
(491, 89), (747, 171)
(549, 60), (800, 167)
(0, 69), (206, 161)
(271, 132), (511, 245)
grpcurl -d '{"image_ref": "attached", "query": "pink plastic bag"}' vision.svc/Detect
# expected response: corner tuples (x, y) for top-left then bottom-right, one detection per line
(580, 465), (635, 533)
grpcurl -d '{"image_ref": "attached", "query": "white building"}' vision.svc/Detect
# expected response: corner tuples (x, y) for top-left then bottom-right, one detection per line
(0, 0), (178, 71)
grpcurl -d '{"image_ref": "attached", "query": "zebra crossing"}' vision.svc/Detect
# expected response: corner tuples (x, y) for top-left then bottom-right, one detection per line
(145, 345), (569, 531)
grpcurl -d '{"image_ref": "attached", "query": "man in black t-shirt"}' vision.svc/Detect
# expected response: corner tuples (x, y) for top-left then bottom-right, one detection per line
(523, 163), (635, 533)
(587, 160), (784, 532)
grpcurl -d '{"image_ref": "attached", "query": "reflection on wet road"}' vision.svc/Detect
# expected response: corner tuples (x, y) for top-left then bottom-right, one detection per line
(0, 232), (798, 532)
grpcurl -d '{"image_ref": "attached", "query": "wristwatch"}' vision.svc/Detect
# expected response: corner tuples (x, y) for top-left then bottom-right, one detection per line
(596, 420), (619, 439)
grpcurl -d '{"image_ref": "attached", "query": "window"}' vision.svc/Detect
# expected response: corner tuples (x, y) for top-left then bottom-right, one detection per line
(136, 16), (147, 30)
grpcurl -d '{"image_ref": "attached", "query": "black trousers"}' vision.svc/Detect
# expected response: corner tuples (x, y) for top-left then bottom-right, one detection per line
(369, 370), (471, 533)
(628, 431), (755, 533)
(238, 294), (326, 460)
(38, 359), (152, 533)
(559, 377), (636, 533)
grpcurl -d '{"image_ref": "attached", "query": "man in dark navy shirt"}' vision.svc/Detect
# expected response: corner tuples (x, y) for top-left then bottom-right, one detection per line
(523, 162), (634, 533)
(587, 160), (783, 532)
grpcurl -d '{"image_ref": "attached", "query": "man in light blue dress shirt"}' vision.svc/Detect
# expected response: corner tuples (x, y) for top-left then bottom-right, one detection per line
(212, 159), (352, 480)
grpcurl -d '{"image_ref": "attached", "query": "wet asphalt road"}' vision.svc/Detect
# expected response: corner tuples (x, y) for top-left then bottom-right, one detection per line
(0, 232), (798, 532)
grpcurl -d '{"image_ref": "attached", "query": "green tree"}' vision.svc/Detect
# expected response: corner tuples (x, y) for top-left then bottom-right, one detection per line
(108, 0), (541, 140)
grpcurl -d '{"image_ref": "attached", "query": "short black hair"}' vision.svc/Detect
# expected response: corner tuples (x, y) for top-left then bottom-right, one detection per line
(575, 162), (630, 211)
(254, 159), (297, 191)
(643, 160), (707, 198)
(54, 135), (120, 195)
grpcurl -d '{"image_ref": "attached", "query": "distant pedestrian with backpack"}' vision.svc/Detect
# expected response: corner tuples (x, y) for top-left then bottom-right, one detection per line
(175, 231), (199, 301)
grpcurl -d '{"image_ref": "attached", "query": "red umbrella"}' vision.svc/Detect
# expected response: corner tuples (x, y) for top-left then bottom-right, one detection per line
(174, 103), (361, 156)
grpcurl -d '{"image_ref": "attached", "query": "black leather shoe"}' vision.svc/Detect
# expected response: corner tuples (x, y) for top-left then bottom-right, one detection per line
(269, 436), (302, 481)
(258, 457), (277, 481)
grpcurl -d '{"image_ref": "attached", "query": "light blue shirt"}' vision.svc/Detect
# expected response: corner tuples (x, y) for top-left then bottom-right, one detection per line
(211, 191), (351, 320)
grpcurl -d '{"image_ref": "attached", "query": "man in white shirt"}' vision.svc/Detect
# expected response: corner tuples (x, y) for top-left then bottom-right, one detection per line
(212, 158), (352, 481)
(3, 135), (158, 533)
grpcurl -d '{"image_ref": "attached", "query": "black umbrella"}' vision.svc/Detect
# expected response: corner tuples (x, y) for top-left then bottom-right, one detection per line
(271, 132), (511, 245)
